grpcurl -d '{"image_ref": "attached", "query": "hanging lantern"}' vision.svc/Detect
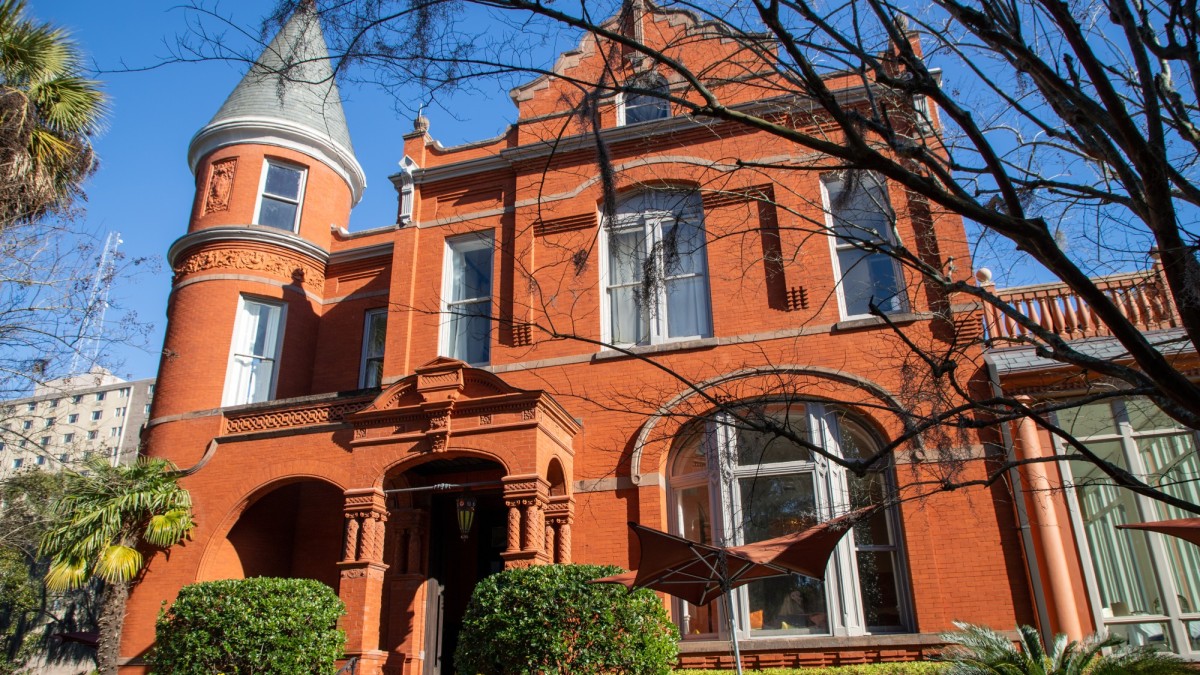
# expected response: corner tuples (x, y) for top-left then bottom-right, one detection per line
(456, 494), (477, 541)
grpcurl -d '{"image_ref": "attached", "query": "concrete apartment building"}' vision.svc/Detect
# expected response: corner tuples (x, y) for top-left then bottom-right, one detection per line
(0, 368), (154, 479)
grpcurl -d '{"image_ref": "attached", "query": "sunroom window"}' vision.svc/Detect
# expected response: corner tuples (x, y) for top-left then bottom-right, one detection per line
(1059, 397), (1200, 655)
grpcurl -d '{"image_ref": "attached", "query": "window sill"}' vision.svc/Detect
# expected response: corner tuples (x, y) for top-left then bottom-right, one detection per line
(678, 631), (943, 653)
(592, 336), (719, 362)
(832, 312), (926, 333)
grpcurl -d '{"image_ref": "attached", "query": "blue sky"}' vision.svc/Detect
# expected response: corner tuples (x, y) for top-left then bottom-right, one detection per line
(35, 1), (516, 380)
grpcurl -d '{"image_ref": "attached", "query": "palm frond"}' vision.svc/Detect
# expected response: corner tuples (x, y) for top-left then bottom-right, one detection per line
(94, 544), (143, 584)
(44, 554), (88, 591)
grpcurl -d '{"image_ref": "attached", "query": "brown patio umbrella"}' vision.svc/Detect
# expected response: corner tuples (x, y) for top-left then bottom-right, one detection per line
(1117, 517), (1200, 546)
(591, 506), (877, 674)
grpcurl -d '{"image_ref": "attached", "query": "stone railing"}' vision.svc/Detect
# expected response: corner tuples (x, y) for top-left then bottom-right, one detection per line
(980, 267), (1179, 347)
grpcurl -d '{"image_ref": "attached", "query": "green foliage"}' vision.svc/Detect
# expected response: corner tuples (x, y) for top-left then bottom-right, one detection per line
(455, 563), (678, 675)
(150, 577), (346, 675)
(939, 622), (1193, 675)
(674, 665), (948, 674)
(0, 469), (96, 674)
(0, 0), (106, 228)
(38, 457), (193, 591)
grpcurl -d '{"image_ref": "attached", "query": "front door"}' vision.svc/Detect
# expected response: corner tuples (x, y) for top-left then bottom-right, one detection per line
(427, 493), (506, 674)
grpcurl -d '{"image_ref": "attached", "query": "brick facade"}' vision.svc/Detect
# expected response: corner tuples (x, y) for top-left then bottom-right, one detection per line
(121, 5), (1061, 674)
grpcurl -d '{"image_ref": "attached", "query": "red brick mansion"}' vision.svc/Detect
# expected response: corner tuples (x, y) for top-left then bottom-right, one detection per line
(123, 3), (1200, 673)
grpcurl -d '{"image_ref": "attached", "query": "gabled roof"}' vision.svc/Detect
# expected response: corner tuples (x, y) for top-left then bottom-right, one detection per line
(189, 3), (366, 204)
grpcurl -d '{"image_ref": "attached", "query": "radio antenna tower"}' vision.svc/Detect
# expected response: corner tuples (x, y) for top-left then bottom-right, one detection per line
(69, 231), (122, 375)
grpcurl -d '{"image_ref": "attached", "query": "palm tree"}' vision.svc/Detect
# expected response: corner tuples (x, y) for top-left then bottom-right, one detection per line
(39, 457), (193, 675)
(0, 0), (105, 229)
(941, 622), (1194, 675)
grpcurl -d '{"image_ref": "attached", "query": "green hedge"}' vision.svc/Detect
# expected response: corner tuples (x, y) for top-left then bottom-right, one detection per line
(150, 577), (345, 675)
(455, 563), (679, 674)
(675, 664), (948, 674)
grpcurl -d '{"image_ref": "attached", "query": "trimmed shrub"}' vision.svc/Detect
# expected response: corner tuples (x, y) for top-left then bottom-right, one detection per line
(455, 563), (678, 674)
(149, 577), (345, 675)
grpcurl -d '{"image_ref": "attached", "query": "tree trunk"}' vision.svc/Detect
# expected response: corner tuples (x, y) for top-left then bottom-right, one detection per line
(96, 579), (129, 675)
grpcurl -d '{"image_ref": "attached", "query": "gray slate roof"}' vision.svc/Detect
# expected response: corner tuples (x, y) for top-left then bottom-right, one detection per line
(988, 328), (1193, 373)
(207, 4), (354, 154)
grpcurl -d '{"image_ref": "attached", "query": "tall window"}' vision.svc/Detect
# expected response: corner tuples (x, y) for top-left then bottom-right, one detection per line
(603, 192), (711, 346)
(223, 296), (285, 406)
(823, 173), (904, 318)
(360, 308), (388, 388)
(442, 234), (494, 365)
(1059, 398), (1200, 655)
(668, 402), (908, 639)
(255, 160), (306, 231)
(621, 72), (670, 125)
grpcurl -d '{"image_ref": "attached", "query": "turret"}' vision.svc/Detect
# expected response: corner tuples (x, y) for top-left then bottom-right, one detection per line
(154, 4), (360, 417)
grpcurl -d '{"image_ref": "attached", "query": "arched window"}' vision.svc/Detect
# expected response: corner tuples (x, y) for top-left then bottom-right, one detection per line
(602, 191), (711, 346)
(621, 72), (670, 125)
(667, 401), (910, 639)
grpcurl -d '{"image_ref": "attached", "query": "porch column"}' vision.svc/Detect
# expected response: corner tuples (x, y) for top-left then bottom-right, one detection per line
(339, 487), (390, 674)
(385, 507), (429, 675)
(501, 474), (551, 568)
(545, 494), (574, 563)
(1015, 400), (1084, 640)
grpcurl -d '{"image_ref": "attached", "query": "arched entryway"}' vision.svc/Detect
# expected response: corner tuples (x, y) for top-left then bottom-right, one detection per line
(382, 456), (507, 675)
(200, 478), (344, 591)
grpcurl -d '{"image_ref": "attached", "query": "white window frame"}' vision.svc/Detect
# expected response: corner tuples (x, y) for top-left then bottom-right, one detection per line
(222, 296), (286, 406)
(359, 308), (388, 388)
(253, 159), (307, 232)
(618, 73), (671, 126)
(821, 174), (906, 320)
(440, 233), (495, 366)
(667, 403), (911, 642)
(599, 191), (712, 347)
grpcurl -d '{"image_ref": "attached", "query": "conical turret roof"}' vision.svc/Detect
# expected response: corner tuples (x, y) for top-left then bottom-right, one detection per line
(189, 3), (366, 204)
(209, 4), (352, 151)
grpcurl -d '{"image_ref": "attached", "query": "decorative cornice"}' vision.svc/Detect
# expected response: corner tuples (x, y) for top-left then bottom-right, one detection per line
(188, 116), (367, 205)
(328, 242), (394, 266)
(168, 226), (329, 268)
(224, 398), (372, 434)
(173, 246), (326, 291)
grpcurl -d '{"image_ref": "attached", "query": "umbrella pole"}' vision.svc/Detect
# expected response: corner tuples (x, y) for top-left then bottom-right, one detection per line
(723, 589), (743, 675)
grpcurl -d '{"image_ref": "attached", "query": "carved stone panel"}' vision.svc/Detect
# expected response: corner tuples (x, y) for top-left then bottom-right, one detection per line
(204, 158), (237, 214)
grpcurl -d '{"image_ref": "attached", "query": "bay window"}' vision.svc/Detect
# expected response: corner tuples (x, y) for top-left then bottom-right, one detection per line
(823, 173), (904, 318)
(603, 191), (711, 346)
(668, 401), (909, 640)
(223, 296), (284, 406)
(442, 233), (494, 365)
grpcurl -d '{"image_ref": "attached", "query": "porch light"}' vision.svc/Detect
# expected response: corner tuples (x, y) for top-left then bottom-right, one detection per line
(456, 494), (477, 541)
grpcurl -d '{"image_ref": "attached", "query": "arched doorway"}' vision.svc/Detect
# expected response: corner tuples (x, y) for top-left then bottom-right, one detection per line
(201, 478), (344, 591)
(383, 456), (507, 675)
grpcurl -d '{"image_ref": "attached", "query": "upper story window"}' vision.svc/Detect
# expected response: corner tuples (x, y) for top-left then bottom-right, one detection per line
(441, 233), (494, 366)
(67, 413), (78, 423)
(255, 160), (306, 231)
(668, 402), (909, 640)
(822, 173), (904, 318)
(223, 296), (285, 406)
(24, 402), (34, 412)
(602, 191), (711, 346)
(95, 391), (105, 402)
(71, 395), (82, 404)
(1058, 398), (1200, 655)
(48, 399), (59, 408)
(360, 308), (388, 388)
(620, 72), (670, 125)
